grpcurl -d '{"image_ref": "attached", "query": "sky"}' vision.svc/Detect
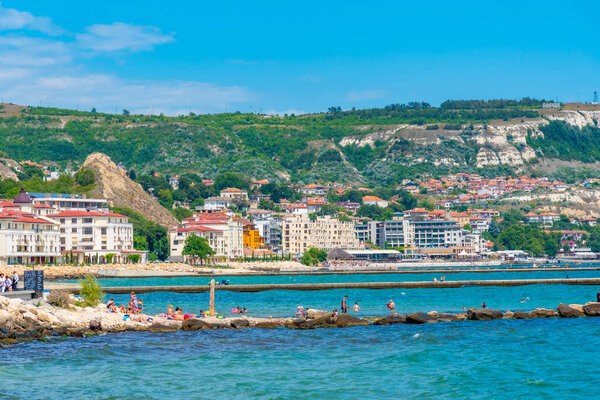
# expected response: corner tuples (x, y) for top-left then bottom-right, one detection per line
(0, 0), (599, 115)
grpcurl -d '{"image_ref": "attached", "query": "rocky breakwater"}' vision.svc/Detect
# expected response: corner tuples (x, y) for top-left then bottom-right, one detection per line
(0, 296), (181, 346)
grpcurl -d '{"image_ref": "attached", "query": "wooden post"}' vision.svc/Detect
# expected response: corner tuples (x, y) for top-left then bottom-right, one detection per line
(209, 279), (215, 315)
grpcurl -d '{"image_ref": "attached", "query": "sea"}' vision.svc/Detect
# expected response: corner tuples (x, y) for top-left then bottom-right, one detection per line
(1, 268), (599, 399)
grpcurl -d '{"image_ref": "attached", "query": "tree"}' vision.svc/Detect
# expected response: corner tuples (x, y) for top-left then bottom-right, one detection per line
(122, 109), (130, 116)
(105, 253), (115, 263)
(172, 207), (193, 221)
(91, 107), (97, 113)
(134, 236), (149, 250)
(127, 169), (137, 180)
(74, 168), (95, 186)
(127, 254), (141, 263)
(182, 234), (215, 265)
(301, 247), (327, 266)
(158, 188), (173, 208)
(213, 172), (250, 192)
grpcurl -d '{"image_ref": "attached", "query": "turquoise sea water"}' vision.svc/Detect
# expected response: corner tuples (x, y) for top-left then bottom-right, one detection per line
(2, 317), (599, 399)
(61, 270), (600, 317)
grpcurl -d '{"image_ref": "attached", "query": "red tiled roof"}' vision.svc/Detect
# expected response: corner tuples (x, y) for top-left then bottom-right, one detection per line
(362, 196), (385, 202)
(49, 211), (127, 218)
(13, 217), (54, 224)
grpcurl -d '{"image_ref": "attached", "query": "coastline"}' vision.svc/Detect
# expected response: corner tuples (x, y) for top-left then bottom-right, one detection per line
(1, 294), (599, 347)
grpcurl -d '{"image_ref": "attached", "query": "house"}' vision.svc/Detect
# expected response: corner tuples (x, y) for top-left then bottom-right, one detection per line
(169, 175), (179, 190)
(299, 184), (326, 196)
(523, 212), (541, 224)
(203, 197), (233, 211)
(219, 188), (249, 201)
(335, 201), (360, 213)
(362, 196), (388, 208)
(581, 218), (597, 227)
(539, 212), (560, 225)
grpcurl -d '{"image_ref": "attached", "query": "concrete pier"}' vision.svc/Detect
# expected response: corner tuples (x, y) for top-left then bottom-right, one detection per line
(48, 277), (600, 294)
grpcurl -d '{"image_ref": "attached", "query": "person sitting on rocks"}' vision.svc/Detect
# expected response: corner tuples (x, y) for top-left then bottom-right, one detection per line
(173, 307), (184, 321)
(166, 304), (174, 317)
(597, 289), (600, 302)
(106, 298), (115, 311)
(481, 302), (487, 309)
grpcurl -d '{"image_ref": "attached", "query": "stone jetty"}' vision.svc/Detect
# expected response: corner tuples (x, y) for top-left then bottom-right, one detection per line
(2, 294), (600, 346)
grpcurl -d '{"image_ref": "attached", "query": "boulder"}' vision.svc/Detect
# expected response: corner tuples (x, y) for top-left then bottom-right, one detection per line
(181, 318), (227, 330)
(333, 314), (369, 327)
(530, 308), (558, 318)
(405, 312), (438, 324)
(148, 323), (178, 332)
(254, 321), (283, 328)
(230, 319), (250, 329)
(512, 311), (532, 319)
(89, 318), (102, 331)
(557, 303), (584, 318)
(569, 304), (584, 313)
(467, 308), (503, 321)
(503, 311), (514, 319)
(306, 309), (331, 319)
(436, 313), (461, 322)
(373, 313), (406, 325)
(582, 302), (600, 316)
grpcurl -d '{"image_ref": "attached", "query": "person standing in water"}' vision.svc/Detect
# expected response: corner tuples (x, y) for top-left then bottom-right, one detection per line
(341, 295), (349, 313)
(387, 299), (395, 311)
(353, 302), (360, 312)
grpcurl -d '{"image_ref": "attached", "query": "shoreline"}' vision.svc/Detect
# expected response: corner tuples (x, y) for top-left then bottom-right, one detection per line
(1, 295), (599, 347)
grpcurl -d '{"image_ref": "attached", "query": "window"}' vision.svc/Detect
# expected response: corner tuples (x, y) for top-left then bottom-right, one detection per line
(60, 219), (65, 224)
(72, 228), (77, 233)
(83, 218), (93, 223)
(71, 218), (77, 223)
(83, 227), (93, 235)
(101, 227), (107, 235)
(60, 238), (65, 244)
(60, 228), (65, 233)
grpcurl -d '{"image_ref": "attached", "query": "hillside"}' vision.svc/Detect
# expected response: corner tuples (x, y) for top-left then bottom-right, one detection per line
(2, 100), (600, 184)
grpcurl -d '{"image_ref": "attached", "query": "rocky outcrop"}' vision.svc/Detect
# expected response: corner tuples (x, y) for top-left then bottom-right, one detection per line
(405, 312), (437, 324)
(467, 308), (503, 321)
(82, 153), (177, 228)
(0, 158), (19, 181)
(374, 313), (406, 325)
(557, 303), (584, 318)
(582, 302), (600, 316)
(530, 308), (558, 318)
(512, 311), (532, 319)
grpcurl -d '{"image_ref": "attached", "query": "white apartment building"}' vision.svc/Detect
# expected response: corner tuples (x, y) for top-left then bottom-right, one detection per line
(220, 187), (249, 201)
(51, 210), (138, 263)
(282, 215), (359, 255)
(169, 212), (244, 262)
(28, 192), (107, 212)
(0, 214), (61, 265)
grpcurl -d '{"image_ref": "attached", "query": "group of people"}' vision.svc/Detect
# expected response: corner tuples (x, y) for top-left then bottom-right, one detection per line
(340, 295), (361, 314)
(105, 292), (153, 323)
(0, 272), (18, 292)
(232, 306), (247, 314)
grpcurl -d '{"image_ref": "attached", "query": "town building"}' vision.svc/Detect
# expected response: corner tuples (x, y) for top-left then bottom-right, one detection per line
(253, 218), (282, 248)
(169, 212), (244, 262)
(50, 210), (138, 264)
(299, 184), (326, 196)
(219, 188), (249, 201)
(362, 196), (389, 208)
(242, 220), (264, 249)
(282, 215), (359, 255)
(28, 192), (108, 212)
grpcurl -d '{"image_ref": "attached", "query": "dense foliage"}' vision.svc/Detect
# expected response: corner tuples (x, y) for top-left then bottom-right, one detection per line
(528, 121), (600, 163)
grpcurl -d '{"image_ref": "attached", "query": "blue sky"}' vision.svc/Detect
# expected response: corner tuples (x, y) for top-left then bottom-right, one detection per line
(1, 0), (599, 115)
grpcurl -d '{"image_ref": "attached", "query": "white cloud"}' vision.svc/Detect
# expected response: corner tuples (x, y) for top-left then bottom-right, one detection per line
(76, 22), (174, 52)
(0, 73), (254, 115)
(346, 89), (387, 102)
(0, 2), (66, 35)
(0, 36), (71, 66)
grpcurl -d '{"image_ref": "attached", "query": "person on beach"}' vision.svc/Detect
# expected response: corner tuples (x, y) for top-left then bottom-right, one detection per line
(130, 292), (138, 314)
(166, 305), (174, 317)
(173, 307), (184, 321)
(341, 295), (349, 313)
(137, 299), (143, 313)
(387, 299), (395, 311)
(106, 298), (115, 310)
(5, 276), (11, 292)
(353, 302), (360, 312)
(295, 306), (306, 317)
(0, 274), (5, 292)
(12, 272), (18, 291)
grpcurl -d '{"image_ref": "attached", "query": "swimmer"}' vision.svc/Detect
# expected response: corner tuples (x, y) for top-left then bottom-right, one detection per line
(387, 299), (395, 311)
(353, 302), (360, 312)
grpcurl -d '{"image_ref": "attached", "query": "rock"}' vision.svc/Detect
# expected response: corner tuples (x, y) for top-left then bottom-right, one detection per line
(405, 312), (438, 324)
(306, 309), (331, 319)
(254, 321), (283, 328)
(512, 311), (532, 319)
(148, 323), (178, 332)
(557, 303), (584, 318)
(569, 304), (585, 313)
(89, 318), (102, 331)
(530, 308), (558, 318)
(436, 313), (460, 322)
(333, 314), (369, 327)
(230, 319), (250, 329)
(82, 153), (177, 228)
(582, 302), (600, 316)
(374, 313), (406, 325)
(503, 311), (514, 319)
(467, 308), (503, 321)
(181, 318), (225, 330)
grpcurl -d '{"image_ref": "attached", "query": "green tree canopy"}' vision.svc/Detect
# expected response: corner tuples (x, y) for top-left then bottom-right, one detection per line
(183, 234), (216, 265)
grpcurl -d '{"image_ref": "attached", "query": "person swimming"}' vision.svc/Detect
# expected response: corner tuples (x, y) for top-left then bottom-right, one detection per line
(353, 302), (360, 312)
(387, 299), (395, 311)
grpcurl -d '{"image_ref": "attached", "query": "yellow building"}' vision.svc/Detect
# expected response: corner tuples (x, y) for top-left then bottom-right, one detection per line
(243, 222), (264, 249)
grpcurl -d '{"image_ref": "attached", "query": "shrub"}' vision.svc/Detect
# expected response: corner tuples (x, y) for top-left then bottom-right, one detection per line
(47, 290), (73, 308)
(78, 275), (104, 307)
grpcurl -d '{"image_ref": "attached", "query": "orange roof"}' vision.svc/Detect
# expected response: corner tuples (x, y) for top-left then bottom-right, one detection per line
(301, 184), (324, 189)
(49, 211), (127, 218)
(13, 217), (54, 224)
(405, 208), (429, 213)
(221, 187), (245, 192)
(172, 226), (221, 233)
(362, 196), (385, 202)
